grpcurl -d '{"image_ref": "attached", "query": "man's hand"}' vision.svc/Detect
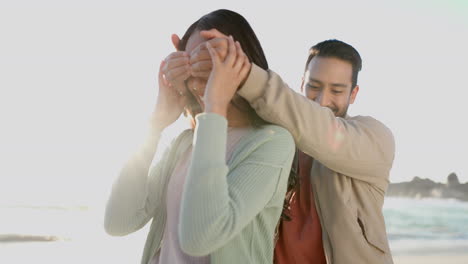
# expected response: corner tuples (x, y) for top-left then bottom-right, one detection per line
(189, 37), (229, 78)
(203, 36), (251, 118)
(198, 29), (251, 86)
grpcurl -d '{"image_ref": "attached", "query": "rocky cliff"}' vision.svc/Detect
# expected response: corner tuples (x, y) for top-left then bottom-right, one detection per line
(386, 173), (468, 201)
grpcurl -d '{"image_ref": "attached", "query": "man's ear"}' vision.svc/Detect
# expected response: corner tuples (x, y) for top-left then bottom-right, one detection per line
(349, 85), (359, 104)
(171, 34), (181, 51)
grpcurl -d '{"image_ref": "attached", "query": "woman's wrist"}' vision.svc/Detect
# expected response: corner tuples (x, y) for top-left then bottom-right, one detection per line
(204, 103), (228, 118)
(149, 112), (171, 131)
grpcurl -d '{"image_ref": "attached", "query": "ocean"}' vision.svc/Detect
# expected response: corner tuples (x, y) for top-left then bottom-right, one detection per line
(1, 197), (468, 263)
(384, 197), (468, 256)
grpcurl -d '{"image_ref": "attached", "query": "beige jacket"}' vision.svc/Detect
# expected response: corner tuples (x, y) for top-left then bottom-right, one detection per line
(238, 65), (395, 264)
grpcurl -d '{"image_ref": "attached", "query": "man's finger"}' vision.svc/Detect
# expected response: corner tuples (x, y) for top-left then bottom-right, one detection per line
(165, 56), (190, 70)
(165, 51), (189, 61)
(191, 60), (212, 73)
(171, 34), (181, 51)
(200, 29), (228, 39)
(190, 49), (211, 64)
(165, 65), (191, 82)
(190, 48), (227, 63)
(191, 71), (211, 78)
(233, 41), (245, 73)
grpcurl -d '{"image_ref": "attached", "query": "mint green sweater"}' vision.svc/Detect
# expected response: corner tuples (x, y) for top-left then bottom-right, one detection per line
(104, 113), (295, 264)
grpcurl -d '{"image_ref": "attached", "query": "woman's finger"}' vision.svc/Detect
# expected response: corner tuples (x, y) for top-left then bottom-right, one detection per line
(233, 41), (245, 73)
(206, 42), (221, 65)
(225, 35), (237, 66)
(238, 60), (252, 85)
(186, 77), (206, 96)
(159, 60), (170, 88)
(171, 82), (188, 97)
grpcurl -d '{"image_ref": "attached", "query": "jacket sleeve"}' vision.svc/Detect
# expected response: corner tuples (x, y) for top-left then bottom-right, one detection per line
(104, 128), (179, 236)
(178, 113), (295, 256)
(237, 64), (395, 186)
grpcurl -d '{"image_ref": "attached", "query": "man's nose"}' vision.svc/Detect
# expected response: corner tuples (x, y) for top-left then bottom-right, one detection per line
(315, 92), (332, 107)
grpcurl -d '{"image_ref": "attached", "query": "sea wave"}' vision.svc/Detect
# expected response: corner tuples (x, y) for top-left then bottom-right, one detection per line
(383, 197), (468, 255)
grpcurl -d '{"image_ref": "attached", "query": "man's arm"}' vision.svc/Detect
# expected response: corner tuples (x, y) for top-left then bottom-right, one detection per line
(238, 64), (395, 187)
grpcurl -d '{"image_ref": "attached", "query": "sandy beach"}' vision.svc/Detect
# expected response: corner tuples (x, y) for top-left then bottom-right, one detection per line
(394, 255), (468, 264)
(2, 200), (468, 264)
(2, 241), (468, 264)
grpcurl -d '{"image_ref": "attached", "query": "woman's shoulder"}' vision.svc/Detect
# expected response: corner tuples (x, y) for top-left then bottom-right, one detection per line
(162, 128), (194, 155)
(250, 124), (294, 143)
(237, 124), (295, 154)
(227, 124), (295, 168)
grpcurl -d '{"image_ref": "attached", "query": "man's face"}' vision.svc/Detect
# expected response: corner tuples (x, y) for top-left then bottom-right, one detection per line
(301, 56), (359, 118)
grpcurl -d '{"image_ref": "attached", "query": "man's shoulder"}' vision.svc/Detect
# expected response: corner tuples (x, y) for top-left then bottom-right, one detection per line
(347, 115), (393, 137)
(348, 115), (395, 158)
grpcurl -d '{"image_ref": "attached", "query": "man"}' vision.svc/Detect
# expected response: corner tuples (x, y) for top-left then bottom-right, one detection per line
(269, 40), (395, 264)
(191, 30), (395, 264)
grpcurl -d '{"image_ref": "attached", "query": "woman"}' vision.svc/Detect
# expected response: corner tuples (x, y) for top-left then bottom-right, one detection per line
(104, 9), (295, 264)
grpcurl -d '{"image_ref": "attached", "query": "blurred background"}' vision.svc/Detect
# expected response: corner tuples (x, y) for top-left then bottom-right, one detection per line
(1, 0), (467, 263)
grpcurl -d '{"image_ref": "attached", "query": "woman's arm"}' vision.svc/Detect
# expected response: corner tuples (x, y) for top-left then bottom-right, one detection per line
(104, 58), (190, 236)
(179, 113), (295, 256)
(104, 122), (166, 236)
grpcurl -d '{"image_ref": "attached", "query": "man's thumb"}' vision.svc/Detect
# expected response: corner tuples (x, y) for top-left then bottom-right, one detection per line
(200, 29), (228, 40)
(171, 34), (181, 50)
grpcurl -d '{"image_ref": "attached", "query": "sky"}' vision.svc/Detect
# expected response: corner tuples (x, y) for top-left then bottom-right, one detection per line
(1, 0), (467, 206)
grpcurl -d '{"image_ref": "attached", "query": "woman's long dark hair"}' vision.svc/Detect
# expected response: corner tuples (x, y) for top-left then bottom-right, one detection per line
(178, 9), (299, 221)
(178, 9), (268, 127)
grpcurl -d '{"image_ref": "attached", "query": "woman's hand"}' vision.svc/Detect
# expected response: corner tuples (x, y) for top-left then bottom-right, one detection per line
(152, 60), (189, 129)
(203, 36), (251, 118)
(162, 34), (192, 93)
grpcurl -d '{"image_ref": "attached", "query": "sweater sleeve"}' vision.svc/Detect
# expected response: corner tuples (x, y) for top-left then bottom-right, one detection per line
(178, 113), (295, 256)
(104, 128), (177, 236)
(237, 64), (395, 187)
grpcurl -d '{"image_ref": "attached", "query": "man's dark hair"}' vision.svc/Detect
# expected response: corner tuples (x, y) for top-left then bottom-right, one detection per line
(305, 39), (362, 88)
(178, 9), (268, 127)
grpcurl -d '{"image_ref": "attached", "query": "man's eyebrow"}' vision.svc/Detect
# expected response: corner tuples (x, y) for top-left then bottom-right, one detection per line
(330, 83), (348, 88)
(307, 78), (323, 84)
(308, 78), (348, 88)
